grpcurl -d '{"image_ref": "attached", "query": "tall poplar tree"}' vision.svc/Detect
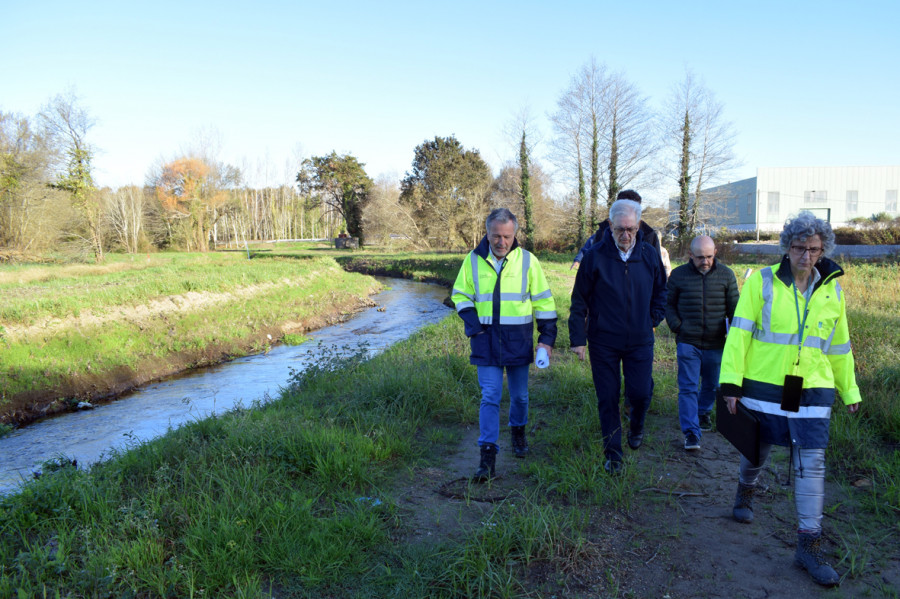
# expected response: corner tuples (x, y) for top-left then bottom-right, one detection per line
(519, 131), (534, 251)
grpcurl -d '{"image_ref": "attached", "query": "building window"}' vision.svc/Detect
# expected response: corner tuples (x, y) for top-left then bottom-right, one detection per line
(804, 190), (827, 204)
(888, 190), (898, 213)
(846, 190), (858, 215)
(768, 192), (779, 215)
(747, 193), (754, 218)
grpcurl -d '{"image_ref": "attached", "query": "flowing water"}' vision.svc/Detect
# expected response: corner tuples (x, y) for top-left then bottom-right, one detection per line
(0, 278), (452, 495)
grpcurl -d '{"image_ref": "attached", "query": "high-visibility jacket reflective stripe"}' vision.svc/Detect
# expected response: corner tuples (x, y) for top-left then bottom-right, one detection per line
(719, 259), (861, 448)
(451, 247), (557, 325)
(721, 263), (859, 398)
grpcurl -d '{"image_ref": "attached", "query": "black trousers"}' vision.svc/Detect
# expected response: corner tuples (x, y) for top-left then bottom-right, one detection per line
(588, 340), (654, 461)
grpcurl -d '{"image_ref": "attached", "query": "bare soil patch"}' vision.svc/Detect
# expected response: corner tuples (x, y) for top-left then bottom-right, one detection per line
(393, 405), (900, 598)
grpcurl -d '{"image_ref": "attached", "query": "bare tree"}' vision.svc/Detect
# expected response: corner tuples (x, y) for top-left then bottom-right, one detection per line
(39, 90), (104, 261)
(579, 59), (610, 231)
(0, 111), (69, 252)
(660, 71), (739, 243)
(362, 174), (422, 247)
(601, 72), (658, 207)
(103, 185), (146, 253)
(548, 70), (591, 246)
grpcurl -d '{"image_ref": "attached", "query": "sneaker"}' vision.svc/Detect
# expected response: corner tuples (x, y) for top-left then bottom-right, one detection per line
(699, 414), (713, 431)
(684, 432), (701, 451)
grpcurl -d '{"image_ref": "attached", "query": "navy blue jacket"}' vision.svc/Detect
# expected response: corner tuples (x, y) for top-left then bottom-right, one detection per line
(568, 229), (667, 349)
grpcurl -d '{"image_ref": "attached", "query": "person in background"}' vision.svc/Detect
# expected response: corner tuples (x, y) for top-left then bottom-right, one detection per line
(720, 211), (861, 587)
(666, 235), (738, 451)
(568, 199), (666, 475)
(571, 189), (660, 270)
(451, 208), (557, 481)
(657, 231), (672, 278)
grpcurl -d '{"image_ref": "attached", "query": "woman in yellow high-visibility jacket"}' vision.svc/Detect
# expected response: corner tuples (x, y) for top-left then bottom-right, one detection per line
(720, 211), (861, 587)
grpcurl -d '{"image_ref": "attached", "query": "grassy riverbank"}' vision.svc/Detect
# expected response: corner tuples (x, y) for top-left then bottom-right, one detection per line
(0, 251), (382, 425)
(1, 250), (897, 597)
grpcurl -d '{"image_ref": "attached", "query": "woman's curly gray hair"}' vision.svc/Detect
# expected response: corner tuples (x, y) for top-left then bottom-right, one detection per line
(779, 211), (836, 256)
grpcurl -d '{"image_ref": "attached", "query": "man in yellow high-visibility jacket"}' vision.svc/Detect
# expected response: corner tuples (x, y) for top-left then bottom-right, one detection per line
(451, 208), (557, 481)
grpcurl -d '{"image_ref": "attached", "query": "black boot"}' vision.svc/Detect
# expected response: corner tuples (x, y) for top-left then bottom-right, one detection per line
(510, 426), (529, 458)
(732, 482), (755, 523)
(472, 444), (497, 482)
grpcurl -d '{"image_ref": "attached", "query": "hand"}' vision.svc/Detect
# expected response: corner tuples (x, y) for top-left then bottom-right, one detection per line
(570, 261), (580, 270)
(537, 342), (553, 360)
(848, 402), (860, 414)
(724, 396), (741, 415)
(571, 345), (586, 361)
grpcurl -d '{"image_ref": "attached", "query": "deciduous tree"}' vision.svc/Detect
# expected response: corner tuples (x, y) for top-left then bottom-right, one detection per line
(362, 174), (421, 246)
(660, 71), (739, 244)
(549, 82), (589, 246)
(0, 112), (66, 252)
(601, 72), (656, 208)
(39, 91), (103, 261)
(151, 155), (237, 251)
(103, 185), (147, 253)
(491, 162), (562, 249)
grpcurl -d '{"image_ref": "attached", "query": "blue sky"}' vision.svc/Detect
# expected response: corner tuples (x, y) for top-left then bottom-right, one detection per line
(3, 0), (898, 205)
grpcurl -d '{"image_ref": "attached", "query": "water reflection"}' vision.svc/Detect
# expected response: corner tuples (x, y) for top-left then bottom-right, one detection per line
(0, 278), (451, 495)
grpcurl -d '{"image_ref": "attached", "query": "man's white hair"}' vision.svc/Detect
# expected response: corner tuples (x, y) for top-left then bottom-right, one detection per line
(609, 199), (642, 225)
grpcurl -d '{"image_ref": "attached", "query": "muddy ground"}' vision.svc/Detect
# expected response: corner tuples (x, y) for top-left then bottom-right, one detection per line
(394, 405), (900, 598)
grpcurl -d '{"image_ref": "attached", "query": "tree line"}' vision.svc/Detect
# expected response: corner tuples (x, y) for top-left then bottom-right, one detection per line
(1, 62), (738, 260)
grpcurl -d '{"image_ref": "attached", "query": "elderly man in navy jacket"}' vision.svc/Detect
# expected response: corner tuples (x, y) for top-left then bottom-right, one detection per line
(569, 198), (667, 475)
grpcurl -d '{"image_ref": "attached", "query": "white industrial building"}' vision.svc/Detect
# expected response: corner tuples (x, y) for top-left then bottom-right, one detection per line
(670, 166), (900, 232)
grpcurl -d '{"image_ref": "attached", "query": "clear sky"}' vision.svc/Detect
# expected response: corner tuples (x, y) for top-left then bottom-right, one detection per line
(3, 0), (898, 205)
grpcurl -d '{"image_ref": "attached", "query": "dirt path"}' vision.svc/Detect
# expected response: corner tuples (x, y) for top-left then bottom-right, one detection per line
(395, 405), (900, 598)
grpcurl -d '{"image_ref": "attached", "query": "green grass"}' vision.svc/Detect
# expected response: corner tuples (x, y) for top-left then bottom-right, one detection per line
(0, 251), (897, 597)
(0, 254), (380, 411)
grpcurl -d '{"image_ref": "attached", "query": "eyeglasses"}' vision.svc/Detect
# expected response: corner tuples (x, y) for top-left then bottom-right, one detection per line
(612, 227), (638, 235)
(790, 245), (823, 257)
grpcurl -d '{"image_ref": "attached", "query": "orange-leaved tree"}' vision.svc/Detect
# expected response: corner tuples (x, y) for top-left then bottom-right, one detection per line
(153, 156), (231, 251)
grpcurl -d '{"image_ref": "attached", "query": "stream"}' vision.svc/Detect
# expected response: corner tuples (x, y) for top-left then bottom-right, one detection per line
(0, 277), (452, 495)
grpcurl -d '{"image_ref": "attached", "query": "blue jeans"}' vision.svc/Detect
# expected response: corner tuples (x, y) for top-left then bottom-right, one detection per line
(476, 364), (530, 448)
(676, 342), (723, 437)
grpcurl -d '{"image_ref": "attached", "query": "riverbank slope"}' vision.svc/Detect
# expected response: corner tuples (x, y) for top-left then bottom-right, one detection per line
(0, 251), (382, 426)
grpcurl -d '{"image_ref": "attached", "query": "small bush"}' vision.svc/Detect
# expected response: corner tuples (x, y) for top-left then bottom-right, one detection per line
(833, 224), (900, 245)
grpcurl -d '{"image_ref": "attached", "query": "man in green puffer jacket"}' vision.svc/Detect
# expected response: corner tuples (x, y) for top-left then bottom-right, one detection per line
(665, 235), (739, 451)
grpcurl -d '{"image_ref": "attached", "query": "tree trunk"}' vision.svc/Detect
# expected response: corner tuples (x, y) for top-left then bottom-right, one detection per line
(678, 109), (692, 245)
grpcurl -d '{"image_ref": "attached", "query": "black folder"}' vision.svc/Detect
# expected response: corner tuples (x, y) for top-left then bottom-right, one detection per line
(715, 390), (761, 466)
